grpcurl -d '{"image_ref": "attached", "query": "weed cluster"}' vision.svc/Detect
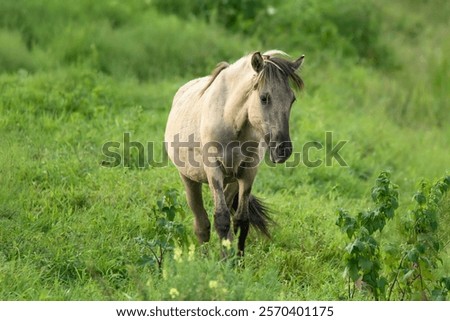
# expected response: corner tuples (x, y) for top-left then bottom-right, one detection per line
(136, 189), (189, 272)
(337, 172), (450, 300)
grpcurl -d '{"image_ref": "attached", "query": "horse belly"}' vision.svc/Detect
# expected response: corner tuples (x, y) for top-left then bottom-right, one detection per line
(165, 79), (209, 183)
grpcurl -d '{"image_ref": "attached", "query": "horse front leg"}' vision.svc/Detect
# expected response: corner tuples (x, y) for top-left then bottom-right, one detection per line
(206, 168), (232, 255)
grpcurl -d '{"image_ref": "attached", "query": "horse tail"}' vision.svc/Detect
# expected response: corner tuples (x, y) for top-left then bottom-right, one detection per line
(232, 194), (274, 237)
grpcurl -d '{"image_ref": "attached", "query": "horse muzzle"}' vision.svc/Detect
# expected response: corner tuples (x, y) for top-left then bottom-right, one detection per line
(270, 141), (293, 163)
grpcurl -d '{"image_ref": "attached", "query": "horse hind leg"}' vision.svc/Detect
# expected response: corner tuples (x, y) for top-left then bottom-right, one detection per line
(180, 173), (211, 244)
(225, 182), (248, 252)
(234, 193), (251, 256)
(233, 167), (260, 256)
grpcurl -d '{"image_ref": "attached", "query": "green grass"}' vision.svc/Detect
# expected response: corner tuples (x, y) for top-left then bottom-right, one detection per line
(0, 0), (448, 300)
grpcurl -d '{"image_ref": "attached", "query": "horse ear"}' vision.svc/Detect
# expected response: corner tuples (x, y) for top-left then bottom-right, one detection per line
(251, 52), (264, 73)
(293, 55), (305, 70)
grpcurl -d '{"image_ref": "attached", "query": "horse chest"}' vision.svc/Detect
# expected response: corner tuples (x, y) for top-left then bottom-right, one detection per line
(220, 140), (262, 177)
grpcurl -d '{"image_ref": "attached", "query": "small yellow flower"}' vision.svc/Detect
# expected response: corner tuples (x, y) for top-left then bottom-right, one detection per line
(173, 247), (183, 263)
(169, 288), (179, 299)
(209, 280), (218, 289)
(221, 239), (232, 250)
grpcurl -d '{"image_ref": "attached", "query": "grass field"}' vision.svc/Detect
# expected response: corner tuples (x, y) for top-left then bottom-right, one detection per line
(0, 0), (449, 300)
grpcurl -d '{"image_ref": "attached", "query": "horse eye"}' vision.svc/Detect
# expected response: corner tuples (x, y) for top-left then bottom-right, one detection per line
(260, 93), (270, 105)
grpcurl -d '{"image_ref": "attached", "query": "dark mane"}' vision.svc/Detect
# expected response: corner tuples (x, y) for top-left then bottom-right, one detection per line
(255, 55), (304, 92)
(200, 61), (229, 96)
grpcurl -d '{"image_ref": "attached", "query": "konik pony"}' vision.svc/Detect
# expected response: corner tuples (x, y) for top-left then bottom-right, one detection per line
(165, 50), (304, 255)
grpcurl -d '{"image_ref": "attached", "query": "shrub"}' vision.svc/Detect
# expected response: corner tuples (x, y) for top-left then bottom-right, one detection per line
(337, 171), (450, 300)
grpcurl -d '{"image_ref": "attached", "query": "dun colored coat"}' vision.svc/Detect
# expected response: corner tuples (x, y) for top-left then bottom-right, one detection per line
(165, 50), (305, 255)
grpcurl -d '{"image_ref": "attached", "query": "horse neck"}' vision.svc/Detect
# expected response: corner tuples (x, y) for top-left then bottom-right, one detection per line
(222, 57), (256, 136)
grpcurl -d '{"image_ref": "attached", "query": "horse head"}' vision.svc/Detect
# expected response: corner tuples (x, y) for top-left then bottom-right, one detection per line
(248, 51), (304, 163)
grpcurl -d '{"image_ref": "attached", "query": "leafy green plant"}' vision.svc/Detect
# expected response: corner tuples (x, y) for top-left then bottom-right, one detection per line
(337, 171), (398, 300)
(337, 172), (450, 300)
(136, 189), (190, 272)
(391, 175), (450, 300)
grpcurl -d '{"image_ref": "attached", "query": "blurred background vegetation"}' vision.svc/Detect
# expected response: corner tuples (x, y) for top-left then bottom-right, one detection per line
(1, 0), (448, 126)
